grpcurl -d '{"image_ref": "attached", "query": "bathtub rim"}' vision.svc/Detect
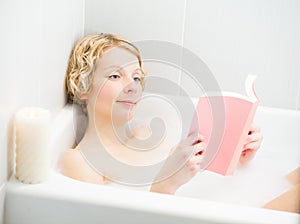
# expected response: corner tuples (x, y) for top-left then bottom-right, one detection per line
(4, 170), (300, 224)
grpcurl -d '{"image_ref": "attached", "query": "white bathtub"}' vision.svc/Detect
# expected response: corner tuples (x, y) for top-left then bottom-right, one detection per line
(4, 97), (300, 224)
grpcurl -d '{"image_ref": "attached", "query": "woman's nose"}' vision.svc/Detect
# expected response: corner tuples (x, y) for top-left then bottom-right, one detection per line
(123, 79), (138, 94)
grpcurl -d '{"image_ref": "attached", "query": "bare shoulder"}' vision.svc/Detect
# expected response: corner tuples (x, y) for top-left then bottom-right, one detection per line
(58, 148), (104, 185)
(58, 148), (82, 172)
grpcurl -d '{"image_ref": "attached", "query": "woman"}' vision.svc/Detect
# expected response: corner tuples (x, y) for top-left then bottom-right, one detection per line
(60, 33), (263, 194)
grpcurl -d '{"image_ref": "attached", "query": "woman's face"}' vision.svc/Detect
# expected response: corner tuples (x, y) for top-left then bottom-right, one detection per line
(87, 46), (143, 125)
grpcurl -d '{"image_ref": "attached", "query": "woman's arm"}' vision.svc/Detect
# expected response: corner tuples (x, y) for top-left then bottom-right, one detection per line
(150, 133), (206, 194)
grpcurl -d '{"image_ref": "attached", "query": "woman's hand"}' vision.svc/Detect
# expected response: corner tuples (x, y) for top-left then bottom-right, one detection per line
(239, 123), (263, 165)
(150, 133), (206, 194)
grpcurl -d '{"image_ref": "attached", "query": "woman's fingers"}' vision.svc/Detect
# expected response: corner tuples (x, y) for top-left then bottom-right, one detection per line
(186, 142), (206, 169)
(173, 141), (206, 163)
(244, 141), (260, 151)
(245, 123), (263, 151)
(167, 133), (206, 174)
(240, 124), (263, 165)
(194, 152), (205, 164)
(246, 132), (263, 143)
(239, 148), (256, 165)
(193, 141), (206, 156)
(248, 123), (261, 134)
(185, 155), (202, 174)
(178, 132), (205, 149)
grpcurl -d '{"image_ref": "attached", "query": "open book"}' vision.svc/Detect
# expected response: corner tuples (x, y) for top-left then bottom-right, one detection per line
(189, 75), (259, 175)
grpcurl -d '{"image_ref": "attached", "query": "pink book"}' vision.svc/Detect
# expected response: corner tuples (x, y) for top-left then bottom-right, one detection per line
(189, 75), (259, 175)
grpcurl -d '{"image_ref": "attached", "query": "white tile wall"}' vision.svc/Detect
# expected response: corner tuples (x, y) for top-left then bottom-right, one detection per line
(0, 184), (4, 224)
(39, 0), (85, 115)
(85, 0), (186, 43)
(84, 0), (186, 95)
(0, 1), (85, 217)
(182, 0), (300, 109)
(142, 61), (184, 95)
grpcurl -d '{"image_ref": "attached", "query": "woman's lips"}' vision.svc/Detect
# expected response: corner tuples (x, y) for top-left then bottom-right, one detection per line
(116, 100), (137, 106)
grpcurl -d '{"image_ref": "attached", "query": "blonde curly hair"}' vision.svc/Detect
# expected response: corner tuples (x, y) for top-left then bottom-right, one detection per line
(65, 33), (146, 107)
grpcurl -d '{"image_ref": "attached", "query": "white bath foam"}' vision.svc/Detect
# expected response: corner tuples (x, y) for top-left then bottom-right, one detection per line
(175, 153), (294, 207)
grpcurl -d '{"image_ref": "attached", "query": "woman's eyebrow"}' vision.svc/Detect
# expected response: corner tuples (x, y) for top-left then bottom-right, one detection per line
(105, 65), (123, 71)
(133, 68), (142, 73)
(104, 66), (142, 74)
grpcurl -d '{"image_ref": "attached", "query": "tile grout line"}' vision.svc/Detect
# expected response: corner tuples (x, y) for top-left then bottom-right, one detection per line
(178, 0), (188, 96)
(297, 81), (300, 110)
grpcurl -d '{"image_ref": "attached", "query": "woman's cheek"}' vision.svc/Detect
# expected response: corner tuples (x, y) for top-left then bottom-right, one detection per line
(96, 82), (121, 110)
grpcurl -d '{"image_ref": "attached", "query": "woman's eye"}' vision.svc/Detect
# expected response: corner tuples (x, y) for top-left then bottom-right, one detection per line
(109, 74), (121, 80)
(133, 76), (142, 82)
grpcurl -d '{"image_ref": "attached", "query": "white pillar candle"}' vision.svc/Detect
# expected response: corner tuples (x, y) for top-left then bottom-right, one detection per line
(15, 107), (51, 184)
